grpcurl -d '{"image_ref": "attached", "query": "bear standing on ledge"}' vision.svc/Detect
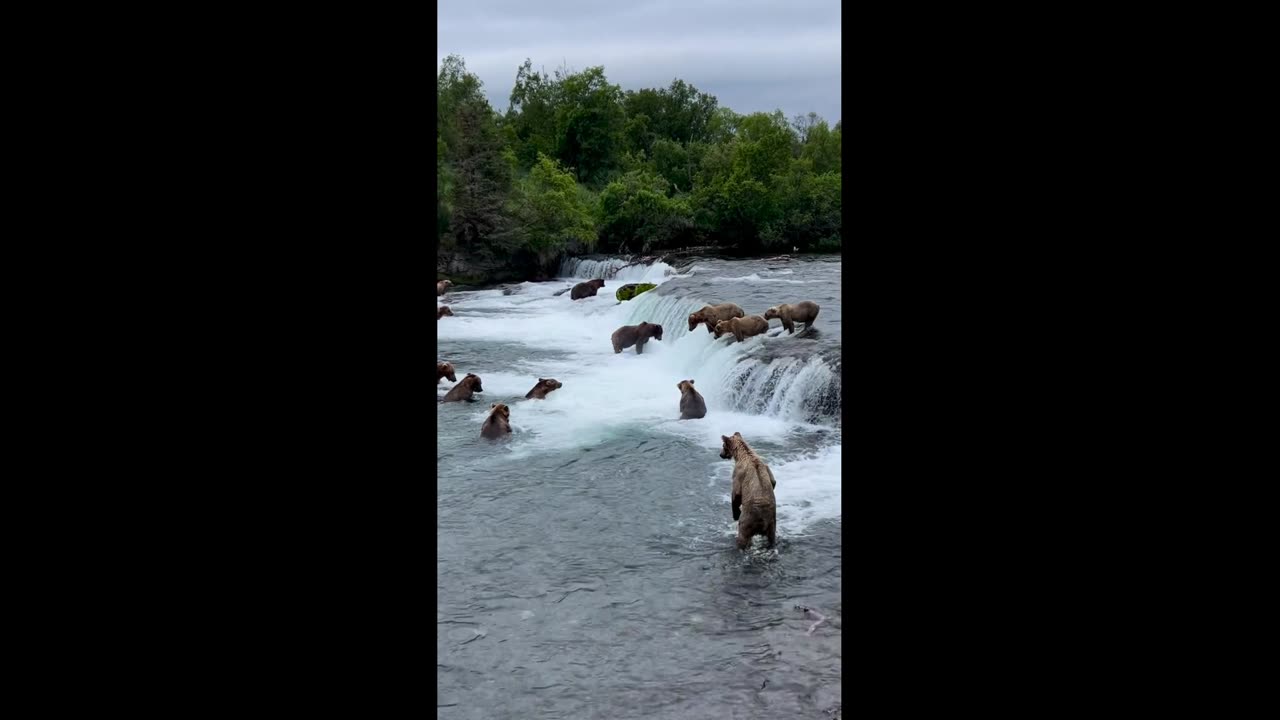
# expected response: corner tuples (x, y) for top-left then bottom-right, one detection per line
(570, 279), (605, 300)
(714, 315), (769, 342)
(763, 301), (820, 334)
(611, 322), (664, 354)
(688, 303), (745, 333)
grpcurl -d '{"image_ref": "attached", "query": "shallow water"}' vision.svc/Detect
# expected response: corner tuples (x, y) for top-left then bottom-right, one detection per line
(437, 255), (842, 719)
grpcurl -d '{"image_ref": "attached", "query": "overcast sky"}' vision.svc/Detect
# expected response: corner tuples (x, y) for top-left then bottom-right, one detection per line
(438, 0), (841, 126)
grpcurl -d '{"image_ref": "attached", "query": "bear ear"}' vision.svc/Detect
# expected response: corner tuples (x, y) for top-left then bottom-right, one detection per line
(689, 379), (694, 384)
(734, 431), (743, 437)
(491, 403), (498, 408)
(722, 435), (730, 443)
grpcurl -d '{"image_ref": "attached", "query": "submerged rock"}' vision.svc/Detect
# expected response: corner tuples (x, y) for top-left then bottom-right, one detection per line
(615, 283), (657, 302)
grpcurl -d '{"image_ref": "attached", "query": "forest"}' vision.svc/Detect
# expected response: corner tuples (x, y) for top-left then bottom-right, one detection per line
(437, 55), (842, 284)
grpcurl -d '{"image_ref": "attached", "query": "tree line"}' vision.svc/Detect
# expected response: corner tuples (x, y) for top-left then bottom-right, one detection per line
(437, 55), (841, 283)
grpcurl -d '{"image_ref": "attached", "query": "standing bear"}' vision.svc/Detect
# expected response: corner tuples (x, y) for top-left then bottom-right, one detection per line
(688, 303), (745, 333)
(441, 373), (483, 402)
(763, 301), (820, 334)
(714, 315), (770, 342)
(570, 279), (606, 300)
(720, 432), (778, 549)
(676, 379), (706, 420)
(611, 322), (664, 354)
(525, 378), (563, 399)
(481, 403), (511, 438)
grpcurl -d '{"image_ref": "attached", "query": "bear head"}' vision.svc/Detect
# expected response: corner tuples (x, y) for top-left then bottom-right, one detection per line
(538, 378), (562, 391)
(677, 379), (696, 393)
(438, 362), (456, 382)
(489, 402), (510, 420)
(463, 373), (482, 392)
(719, 431), (745, 458)
(763, 306), (781, 320)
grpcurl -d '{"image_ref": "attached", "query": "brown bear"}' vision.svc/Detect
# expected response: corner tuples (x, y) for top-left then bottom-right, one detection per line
(481, 403), (511, 438)
(611, 322), (664, 354)
(437, 280), (453, 296)
(437, 362), (456, 384)
(720, 432), (778, 549)
(438, 306), (454, 320)
(570, 279), (606, 300)
(525, 378), (563, 399)
(441, 373), (483, 402)
(763, 301), (820, 334)
(714, 315), (769, 342)
(677, 379), (706, 419)
(688, 303), (745, 333)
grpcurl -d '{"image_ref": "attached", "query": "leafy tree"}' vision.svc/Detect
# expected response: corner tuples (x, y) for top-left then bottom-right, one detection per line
(772, 163), (841, 251)
(801, 120), (841, 175)
(437, 54), (841, 285)
(507, 154), (598, 265)
(552, 66), (625, 186)
(649, 138), (693, 194)
(598, 171), (695, 253)
(506, 60), (558, 168)
(438, 56), (512, 260)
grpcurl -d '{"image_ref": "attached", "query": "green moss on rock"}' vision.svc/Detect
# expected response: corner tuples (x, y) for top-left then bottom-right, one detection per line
(615, 283), (657, 302)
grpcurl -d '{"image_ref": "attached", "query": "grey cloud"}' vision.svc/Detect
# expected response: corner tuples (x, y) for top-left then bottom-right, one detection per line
(438, 0), (841, 125)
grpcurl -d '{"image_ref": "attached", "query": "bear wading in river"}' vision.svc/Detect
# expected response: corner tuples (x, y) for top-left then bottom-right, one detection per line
(441, 373), (483, 402)
(437, 362), (456, 384)
(570, 279), (606, 300)
(763, 301), (820, 334)
(714, 315), (769, 342)
(481, 402), (511, 438)
(720, 432), (777, 549)
(688, 303), (745, 333)
(438, 306), (454, 320)
(677, 379), (706, 419)
(525, 378), (562, 399)
(611, 322), (663, 354)
(437, 280), (453, 296)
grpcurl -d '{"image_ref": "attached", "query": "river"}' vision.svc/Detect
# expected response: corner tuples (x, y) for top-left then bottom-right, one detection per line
(437, 254), (842, 719)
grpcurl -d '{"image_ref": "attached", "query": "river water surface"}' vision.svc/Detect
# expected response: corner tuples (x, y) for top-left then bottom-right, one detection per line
(437, 255), (842, 719)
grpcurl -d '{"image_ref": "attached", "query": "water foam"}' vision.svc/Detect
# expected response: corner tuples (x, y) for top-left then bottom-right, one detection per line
(559, 257), (677, 284)
(440, 256), (842, 528)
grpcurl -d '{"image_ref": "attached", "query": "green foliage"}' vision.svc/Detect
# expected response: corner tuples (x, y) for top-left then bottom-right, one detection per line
(438, 55), (841, 283)
(508, 154), (598, 262)
(598, 171), (695, 253)
(438, 56), (512, 259)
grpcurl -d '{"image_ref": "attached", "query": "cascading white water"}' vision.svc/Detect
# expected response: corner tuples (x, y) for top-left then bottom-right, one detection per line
(439, 253), (842, 536)
(620, 281), (841, 425)
(559, 256), (678, 284)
